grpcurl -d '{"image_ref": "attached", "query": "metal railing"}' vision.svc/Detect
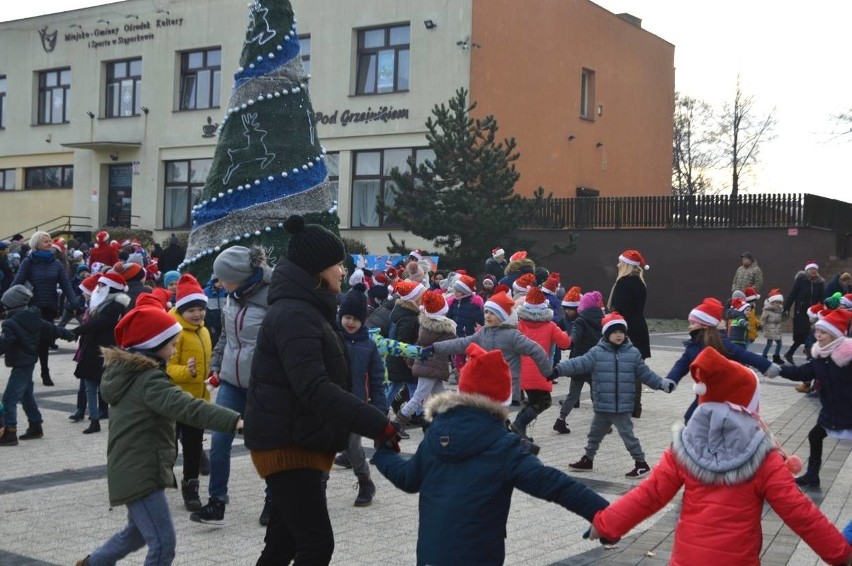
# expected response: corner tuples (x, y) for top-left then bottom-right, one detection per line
(3, 215), (92, 241)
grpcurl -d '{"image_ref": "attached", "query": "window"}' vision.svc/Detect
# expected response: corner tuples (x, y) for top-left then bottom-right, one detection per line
(164, 158), (212, 228)
(106, 58), (142, 117)
(351, 147), (433, 227)
(355, 25), (410, 95)
(24, 165), (73, 189)
(179, 48), (221, 110)
(0, 75), (6, 129)
(0, 169), (15, 191)
(299, 35), (311, 76)
(38, 68), (71, 124)
(580, 68), (595, 120)
(325, 151), (338, 199)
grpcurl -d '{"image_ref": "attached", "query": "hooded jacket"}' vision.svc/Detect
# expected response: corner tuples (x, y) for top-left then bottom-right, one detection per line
(99, 348), (240, 507)
(593, 402), (852, 565)
(566, 306), (604, 382)
(209, 266), (271, 389)
(244, 258), (389, 474)
(517, 304), (570, 393)
(373, 391), (609, 566)
(446, 294), (484, 338)
(760, 300), (785, 340)
(784, 271), (826, 335)
(72, 292), (130, 383)
(386, 299), (420, 384)
(0, 305), (69, 367)
(338, 320), (388, 413)
(411, 314), (457, 381)
(166, 307), (212, 401)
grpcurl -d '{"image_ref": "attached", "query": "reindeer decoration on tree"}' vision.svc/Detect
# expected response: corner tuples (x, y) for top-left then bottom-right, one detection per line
(223, 112), (276, 184)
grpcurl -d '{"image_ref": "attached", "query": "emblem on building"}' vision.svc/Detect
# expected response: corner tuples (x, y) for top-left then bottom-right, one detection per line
(38, 26), (58, 53)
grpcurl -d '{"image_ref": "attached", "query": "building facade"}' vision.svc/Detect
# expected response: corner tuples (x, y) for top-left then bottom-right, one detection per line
(0, 0), (673, 250)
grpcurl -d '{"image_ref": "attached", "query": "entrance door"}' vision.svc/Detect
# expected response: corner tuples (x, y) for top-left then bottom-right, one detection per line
(107, 164), (132, 227)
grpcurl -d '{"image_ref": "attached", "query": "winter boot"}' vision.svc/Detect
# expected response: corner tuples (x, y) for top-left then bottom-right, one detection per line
(0, 427), (18, 446)
(83, 420), (101, 434)
(626, 460), (651, 478)
(19, 423), (44, 440)
(182, 479), (203, 511)
(795, 458), (821, 487)
(41, 371), (54, 387)
(75, 556), (91, 566)
(354, 475), (376, 507)
(510, 407), (538, 441)
(190, 498), (226, 525)
(772, 354), (784, 365)
(552, 418), (570, 434)
(569, 455), (593, 471)
(393, 412), (411, 440)
(784, 349), (796, 366)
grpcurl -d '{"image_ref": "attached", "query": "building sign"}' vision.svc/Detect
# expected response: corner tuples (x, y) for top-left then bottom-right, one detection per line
(38, 26), (58, 53)
(56, 17), (183, 51)
(315, 106), (409, 127)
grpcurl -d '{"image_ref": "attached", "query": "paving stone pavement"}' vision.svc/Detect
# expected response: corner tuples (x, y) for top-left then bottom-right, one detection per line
(0, 331), (849, 565)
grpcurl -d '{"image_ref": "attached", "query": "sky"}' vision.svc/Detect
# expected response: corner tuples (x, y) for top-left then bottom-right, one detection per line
(3, 0), (851, 203)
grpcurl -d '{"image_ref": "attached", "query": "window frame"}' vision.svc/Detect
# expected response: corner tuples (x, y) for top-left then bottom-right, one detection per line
(299, 34), (311, 76)
(163, 158), (212, 229)
(355, 24), (410, 95)
(350, 147), (432, 228)
(580, 68), (596, 120)
(24, 165), (73, 189)
(37, 67), (71, 125)
(178, 47), (222, 111)
(0, 75), (6, 129)
(105, 58), (143, 118)
(0, 169), (15, 191)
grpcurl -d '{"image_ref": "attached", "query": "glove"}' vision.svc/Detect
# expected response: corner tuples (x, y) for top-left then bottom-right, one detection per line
(764, 363), (781, 378)
(547, 368), (560, 382)
(583, 526), (620, 545)
(59, 328), (77, 342)
(374, 421), (402, 453)
(661, 379), (676, 393)
(419, 345), (435, 362)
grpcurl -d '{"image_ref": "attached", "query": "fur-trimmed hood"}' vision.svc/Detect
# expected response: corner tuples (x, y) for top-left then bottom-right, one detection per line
(394, 298), (421, 313)
(793, 270), (825, 284)
(100, 347), (164, 405)
(418, 313), (457, 334)
(822, 337), (852, 367)
(516, 303), (554, 321)
(422, 391), (511, 464)
(504, 258), (535, 276)
(425, 391), (509, 421)
(672, 402), (774, 485)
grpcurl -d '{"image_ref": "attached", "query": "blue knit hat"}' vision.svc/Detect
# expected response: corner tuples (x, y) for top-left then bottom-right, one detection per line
(163, 270), (181, 288)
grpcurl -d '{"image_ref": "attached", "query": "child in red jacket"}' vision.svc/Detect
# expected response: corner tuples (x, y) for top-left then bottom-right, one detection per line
(512, 287), (570, 441)
(590, 347), (852, 566)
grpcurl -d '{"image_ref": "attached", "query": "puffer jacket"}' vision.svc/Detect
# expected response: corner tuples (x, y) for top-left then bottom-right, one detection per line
(73, 292), (131, 383)
(244, 257), (389, 461)
(593, 403), (852, 566)
(411, 314), (457, 381)
(446, 294), (484, 338)
(209, 266), (271, 389)
(339, 322), (388, 413)
(726, 311), (750, 345)
(12, 252), (79, 311)
(517, 306), (570, 393)
(779, 337), (852, 431)
(386, 300), (420, 384)
(555, 337), (664, 413)
(566, 307), (604, 382)
(432, 324), (551, 384)
(760, 301), (784, 340)
(373, 391), (610, 566)
(784, 271), (826, 336)
(0, 305), (68, 367)
(166, 307), (212, 401)
(99, 348), (240, 507)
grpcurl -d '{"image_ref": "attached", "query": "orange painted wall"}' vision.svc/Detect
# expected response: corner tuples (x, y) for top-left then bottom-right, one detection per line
(470, 0), (675, 198)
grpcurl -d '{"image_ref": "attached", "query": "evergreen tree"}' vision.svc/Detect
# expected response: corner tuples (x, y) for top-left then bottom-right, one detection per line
(183, 0), (338, 281)
(378, 88), (552, 269)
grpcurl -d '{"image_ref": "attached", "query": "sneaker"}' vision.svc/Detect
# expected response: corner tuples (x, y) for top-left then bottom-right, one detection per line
(626, 460), (651, 478)
(552, 418), (570, 434)
(334, 452), (353, 469)
(190, 498), (226, 525)
(569, 456), (593, 471)
(259, 499), (272, 526)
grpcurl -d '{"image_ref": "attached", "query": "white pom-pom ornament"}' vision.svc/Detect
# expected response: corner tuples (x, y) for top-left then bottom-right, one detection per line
(693, 382), (707, 396)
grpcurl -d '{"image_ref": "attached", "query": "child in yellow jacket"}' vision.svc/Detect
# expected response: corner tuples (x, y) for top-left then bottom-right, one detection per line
(167, 274), (212, 512)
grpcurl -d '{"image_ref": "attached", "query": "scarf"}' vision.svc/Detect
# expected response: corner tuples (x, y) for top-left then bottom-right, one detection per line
(811, 336), (845, 359)
(31, 249), (55, 262)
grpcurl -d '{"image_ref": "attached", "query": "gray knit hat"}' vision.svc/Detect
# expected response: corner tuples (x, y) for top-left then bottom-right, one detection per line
(213, 245), (267, 284)
(2, 284), (33, 309)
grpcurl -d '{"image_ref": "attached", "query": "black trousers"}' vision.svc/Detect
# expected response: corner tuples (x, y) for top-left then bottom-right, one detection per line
(807, 423), (828, 471)
(38, 307), (57, 376)
(257, 468), (334, 566)
(175, 422), (204, 481)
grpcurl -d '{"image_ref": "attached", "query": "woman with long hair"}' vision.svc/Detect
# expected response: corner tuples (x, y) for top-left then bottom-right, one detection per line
(607, 250), (651, 417)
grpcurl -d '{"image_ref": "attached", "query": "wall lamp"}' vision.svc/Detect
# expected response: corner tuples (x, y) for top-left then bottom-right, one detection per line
(423, 20), (437, 30)
(109, 153), (119, 162)
(596, 142), (604, 148)
(140, 106), (150, 114)
(567, 135), (576, 141)
(86, 111), (95, 119)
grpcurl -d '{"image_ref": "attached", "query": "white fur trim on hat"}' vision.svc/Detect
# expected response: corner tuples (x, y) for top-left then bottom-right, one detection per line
(420, 303), (449, 319)
(815, 318), (845, 339)
(562, 299), (580, 307)
(492, 247), (505, 258)
(409, 250), (423, 261)
(602, 318), (627, 334)
(175, 292), (208, 309)
(805, 262), (819, 271)
(484, 299), (511, 322)
(131, 322), (183, 350)
(688, 308), (720, 328)
(98, 274), (127, 291)
(619, 253), (650, 270)
(453, 280), (473, 296)
(399, 283), (425, 302)
(768, 292), (783, 303)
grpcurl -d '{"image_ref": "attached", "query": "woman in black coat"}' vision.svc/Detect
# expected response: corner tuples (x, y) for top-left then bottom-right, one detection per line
(783, 263), (826, 363)
(608, 250), (651, 418)
(244, 216), (397, 565)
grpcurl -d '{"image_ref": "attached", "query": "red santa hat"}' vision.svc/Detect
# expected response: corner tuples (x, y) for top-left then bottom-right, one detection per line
(484, 291), (514, 322)
(453, 274), (476, 296)
(618, 249), (649, 270)
(767, 288), (784, 303)
(601, 311), (628, 335)
(175, 274), (208, 311)
(136, 287), (172, 311)
(52, 239), (67, 254)
(493, 283), (510, 296)
(458, 343), (512, 406)
(807, 303), (827, 322)
(561, 286), (582, 308)
(145, 263), (160, 282)
(542, 272), (560, 295)
(79, 274), (100, 296)
(492, 247), (505, 259)
(114, 305), (182, 350)
(815, 308), (852, 339)
(730, 297), (751, 312)
(95, 231), (110, 246)
(98, 271), (128, 292)
(509, 250), (527, 262)
(113, 261), (144, 282)
(385, 267), (400, 280)
(690, 347), (760, 413)
(521, 287), (550, 316)
(743, 287), (760, 302)
(420, 290), (449, 319)
(841, 294), (852, 310)
(394, 280), (425, 302)
(373, 272), (389, 286)
(408, 249), (424, 261)
(512, 273), (537, 294)
(804, 260), (819, 271)
(688, 298), (724, 328)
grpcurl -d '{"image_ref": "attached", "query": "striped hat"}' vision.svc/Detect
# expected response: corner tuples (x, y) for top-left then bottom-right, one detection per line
(484, 291), (514, 322)
(561, 286), (582, 308)
(602, 311), (628, 335)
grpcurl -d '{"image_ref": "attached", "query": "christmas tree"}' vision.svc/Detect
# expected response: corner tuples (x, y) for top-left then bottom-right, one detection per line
(182, 0), (338, 280)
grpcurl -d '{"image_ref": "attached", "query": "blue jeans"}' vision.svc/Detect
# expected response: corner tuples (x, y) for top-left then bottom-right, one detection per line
(2, 364), (41, 429)
(762, 339), (782, 357)
(208, 380), (247, 502)
(84, 378), (100, 421)
(89, 489), (176, 566)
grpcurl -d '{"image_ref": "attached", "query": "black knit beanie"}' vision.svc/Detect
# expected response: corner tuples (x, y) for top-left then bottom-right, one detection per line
(284, 215), (346, 276)
(339, 283), (368, 323)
